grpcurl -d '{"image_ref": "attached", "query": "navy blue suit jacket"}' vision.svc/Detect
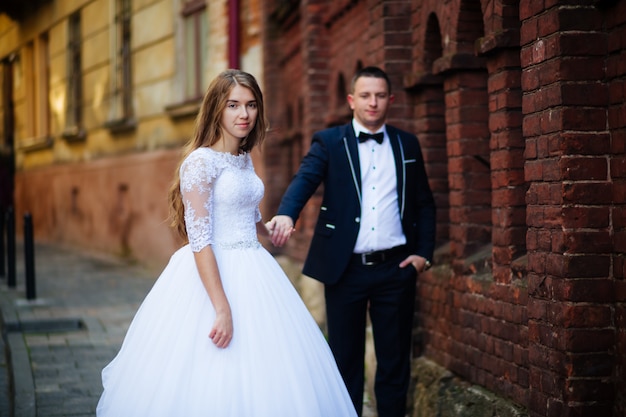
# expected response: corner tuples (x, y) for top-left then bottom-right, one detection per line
(277, 123), (436, 285)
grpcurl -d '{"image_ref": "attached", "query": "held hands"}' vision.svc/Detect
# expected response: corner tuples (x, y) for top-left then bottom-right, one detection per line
(209, 309), (233, 348)
(266, 215), (296, 247)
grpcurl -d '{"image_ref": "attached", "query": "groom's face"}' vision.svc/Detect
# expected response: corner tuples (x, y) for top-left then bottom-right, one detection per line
(347, 76), (394, 132)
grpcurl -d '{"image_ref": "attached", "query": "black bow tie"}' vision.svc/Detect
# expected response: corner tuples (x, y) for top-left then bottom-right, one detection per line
(358, 131), (384, 144)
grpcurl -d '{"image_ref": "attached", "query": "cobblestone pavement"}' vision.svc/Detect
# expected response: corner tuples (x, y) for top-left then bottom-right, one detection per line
(0, 243), (155, 417)
(0, 242), (378, 417)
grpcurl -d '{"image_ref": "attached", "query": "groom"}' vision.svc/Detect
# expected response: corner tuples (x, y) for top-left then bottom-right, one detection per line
(268, 66), (436, 417)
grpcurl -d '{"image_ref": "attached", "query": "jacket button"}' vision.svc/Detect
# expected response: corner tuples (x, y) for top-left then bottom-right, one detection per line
(355, 217), (360, 223)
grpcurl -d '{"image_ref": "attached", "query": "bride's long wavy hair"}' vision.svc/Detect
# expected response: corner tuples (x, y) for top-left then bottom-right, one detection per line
(168, 69), (268, 241)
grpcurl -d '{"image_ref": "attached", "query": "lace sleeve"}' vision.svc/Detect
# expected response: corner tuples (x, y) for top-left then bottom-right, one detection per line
(180, 151), (220, 252)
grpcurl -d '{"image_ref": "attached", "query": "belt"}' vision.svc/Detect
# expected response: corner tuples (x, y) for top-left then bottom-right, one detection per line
(352, 245), (408, 266)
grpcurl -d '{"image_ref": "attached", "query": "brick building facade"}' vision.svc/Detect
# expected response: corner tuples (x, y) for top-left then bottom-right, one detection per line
(260, 1), (626, 416)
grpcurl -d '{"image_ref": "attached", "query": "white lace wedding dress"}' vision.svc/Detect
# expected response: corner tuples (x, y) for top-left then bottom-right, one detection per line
(97, 147), (357, 417)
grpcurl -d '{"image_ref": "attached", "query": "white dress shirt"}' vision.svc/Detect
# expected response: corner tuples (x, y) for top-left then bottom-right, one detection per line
(352, 120), (406, 254)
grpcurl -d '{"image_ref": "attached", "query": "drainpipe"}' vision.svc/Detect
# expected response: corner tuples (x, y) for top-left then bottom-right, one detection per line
(228, 0), (240, 69)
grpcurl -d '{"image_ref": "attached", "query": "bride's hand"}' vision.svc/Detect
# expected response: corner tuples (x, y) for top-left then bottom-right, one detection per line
(209, 310), (233, 348)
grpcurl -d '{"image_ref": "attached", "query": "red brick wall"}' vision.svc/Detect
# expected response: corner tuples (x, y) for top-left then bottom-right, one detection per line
(262, 0), (304, 227)
(607, 0), (626, 412)
(261, 0), (626, 415)
(521, 1), (623, 415)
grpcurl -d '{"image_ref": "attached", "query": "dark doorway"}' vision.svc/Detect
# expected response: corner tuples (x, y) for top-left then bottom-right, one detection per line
(1, 57), (15, 212)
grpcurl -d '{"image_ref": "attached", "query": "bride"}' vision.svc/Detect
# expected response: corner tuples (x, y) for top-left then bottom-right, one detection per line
(96, 69), (357, 417)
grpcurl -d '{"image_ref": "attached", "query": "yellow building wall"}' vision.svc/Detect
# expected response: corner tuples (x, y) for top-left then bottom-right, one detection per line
(1, 0), (265, 269)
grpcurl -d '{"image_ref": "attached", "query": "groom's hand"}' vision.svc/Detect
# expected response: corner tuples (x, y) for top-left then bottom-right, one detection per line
(267, 215), (295, 247)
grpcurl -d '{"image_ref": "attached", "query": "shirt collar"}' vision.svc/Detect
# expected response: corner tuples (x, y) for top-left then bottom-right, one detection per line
(352, 119), (386, 138)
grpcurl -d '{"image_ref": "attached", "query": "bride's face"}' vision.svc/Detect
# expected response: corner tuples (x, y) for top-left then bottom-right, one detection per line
(220, 85), (258, 145)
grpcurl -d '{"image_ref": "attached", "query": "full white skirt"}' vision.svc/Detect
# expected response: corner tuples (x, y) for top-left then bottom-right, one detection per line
(97, 244), (356, 417)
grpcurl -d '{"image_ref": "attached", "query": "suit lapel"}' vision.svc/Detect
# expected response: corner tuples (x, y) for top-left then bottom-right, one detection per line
(387, 126), (406, 220)
(341, 125), (363, 205)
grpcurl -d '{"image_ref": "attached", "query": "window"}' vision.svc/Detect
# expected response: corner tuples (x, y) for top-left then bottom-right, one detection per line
(24, 41), (36, 139)
(182, 0), (207, 101)
(65, 11), (83, 139)
(20, 33), (51, 150)
(164, 0), (208, 119)
(108, 0), (134, 129)
(37, 33), (51, 140)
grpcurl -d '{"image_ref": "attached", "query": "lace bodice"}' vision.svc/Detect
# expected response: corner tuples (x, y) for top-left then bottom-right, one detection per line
(180, 147), (263, 252)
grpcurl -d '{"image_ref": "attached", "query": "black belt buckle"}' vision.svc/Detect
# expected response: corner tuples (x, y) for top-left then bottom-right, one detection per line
(360, 250), (386, 265)
(361, 252), (375, 266)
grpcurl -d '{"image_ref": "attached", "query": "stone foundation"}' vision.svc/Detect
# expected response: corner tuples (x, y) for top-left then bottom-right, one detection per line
(410, 358), (528, 417)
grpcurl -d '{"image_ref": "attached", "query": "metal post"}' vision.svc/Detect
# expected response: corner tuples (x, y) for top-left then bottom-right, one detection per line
(24, 212), (36, 300)
(6, 206), (15, 288)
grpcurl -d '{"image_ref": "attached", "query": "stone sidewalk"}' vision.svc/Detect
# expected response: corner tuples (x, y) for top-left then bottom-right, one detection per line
(0, 243), (155, 417)
(0, 243), (378, 417)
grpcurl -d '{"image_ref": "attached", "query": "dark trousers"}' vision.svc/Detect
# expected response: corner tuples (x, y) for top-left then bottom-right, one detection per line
(325, 253), (417, 417)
